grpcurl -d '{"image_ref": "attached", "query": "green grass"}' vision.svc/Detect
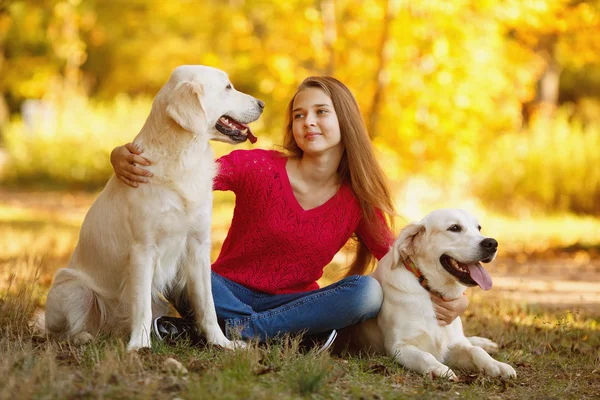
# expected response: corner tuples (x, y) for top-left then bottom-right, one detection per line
(1, 192), (599, 399)
(2, 286), (599, 399)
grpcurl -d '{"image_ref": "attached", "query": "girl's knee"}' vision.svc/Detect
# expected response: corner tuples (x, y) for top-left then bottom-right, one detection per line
(350, 275), (383, 319)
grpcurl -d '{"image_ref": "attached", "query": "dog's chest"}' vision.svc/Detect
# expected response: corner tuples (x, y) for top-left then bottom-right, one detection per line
(409, 321), (453, 361)
(143, 175), (212, 226)
(379, 288), (454, 362)
(143, 183), (213, 291)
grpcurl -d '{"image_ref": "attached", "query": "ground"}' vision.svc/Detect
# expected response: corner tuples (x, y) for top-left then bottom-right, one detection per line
(1, 189), (599, 399)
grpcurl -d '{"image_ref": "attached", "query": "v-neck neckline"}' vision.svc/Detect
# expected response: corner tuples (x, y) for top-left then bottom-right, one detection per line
(280, 157), (344, 215)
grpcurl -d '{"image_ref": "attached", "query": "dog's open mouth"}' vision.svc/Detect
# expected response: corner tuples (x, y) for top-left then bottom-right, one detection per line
(440, 254), (493, 290)
(215, 115), (257, 143)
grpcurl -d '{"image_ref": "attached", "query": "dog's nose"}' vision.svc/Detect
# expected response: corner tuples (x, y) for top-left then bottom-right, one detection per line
(256, 99), (265, 110)
(480, 238), (498, 250)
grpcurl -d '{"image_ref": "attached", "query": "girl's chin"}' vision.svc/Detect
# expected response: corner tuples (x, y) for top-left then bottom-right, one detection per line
(300, 147), (342, 158)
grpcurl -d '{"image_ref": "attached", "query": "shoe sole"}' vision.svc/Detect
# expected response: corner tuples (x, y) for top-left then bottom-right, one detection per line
(315, 329), (337, 355)
(152, 317), (164, 341)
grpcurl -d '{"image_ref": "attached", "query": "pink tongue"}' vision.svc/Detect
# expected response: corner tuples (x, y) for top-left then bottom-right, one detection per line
(468, 263), (493, 290)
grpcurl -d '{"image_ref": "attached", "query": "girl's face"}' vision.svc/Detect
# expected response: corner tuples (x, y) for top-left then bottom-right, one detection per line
(291, 87), (344, 157)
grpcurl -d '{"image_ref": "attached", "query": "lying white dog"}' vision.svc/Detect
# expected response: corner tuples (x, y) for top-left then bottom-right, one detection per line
(44, 65), (263, 351)
(351, 209), (516, 380)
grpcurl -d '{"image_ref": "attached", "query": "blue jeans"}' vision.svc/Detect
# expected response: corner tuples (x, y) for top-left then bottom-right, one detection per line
(212, 272), (383, 341)
(167, 272), (383, 341)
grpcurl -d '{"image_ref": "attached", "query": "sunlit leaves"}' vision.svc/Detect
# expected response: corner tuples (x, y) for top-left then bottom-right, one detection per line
(1, 0), (599, 212)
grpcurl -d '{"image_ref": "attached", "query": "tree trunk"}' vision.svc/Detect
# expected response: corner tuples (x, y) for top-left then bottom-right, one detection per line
(368, 0), (399, 138)
(522, 34), (562, 124)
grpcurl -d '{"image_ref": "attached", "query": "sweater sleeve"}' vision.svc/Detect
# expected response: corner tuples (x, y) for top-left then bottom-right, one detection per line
(355, 209), (395, 260)
(214, 149), (245, 192)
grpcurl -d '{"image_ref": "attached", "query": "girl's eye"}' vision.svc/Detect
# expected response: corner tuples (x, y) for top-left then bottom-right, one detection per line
(317, 109), (328, 114)
(294, 113), (304, 119)
(447, 224), (462, 232)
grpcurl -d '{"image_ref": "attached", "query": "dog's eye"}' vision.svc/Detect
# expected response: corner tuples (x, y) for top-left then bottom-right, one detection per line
(447, 224), (462, 232)
(477, 225), (482, 231)
(225, 84), (232, 90)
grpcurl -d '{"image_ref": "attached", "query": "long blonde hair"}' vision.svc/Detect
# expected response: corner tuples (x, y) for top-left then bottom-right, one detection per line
(282, 76), (395, 276)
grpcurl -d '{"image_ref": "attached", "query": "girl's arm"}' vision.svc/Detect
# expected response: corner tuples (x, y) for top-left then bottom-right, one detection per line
(430, 293), (469, 326)
(110, 143), (153, 187)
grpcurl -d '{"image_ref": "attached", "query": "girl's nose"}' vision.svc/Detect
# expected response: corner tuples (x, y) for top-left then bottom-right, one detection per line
(304, 112), (317, 126)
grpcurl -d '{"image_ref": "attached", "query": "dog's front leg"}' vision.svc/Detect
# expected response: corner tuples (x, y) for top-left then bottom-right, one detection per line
(467, 336), (499, 354)
(127, 243), (157, 352)
(386, 338), (458, 381)
(446, 340), (517, 378)
(186, 232), (242, 350)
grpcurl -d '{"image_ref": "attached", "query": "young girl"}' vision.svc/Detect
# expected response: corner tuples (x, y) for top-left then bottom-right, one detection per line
(110, 76), (468, 350)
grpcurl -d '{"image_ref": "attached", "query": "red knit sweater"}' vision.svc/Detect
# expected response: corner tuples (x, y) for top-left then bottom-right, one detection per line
(212, 149), (394, 294)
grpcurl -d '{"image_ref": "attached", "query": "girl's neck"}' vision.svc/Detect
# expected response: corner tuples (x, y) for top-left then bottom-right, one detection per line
(295, 151), (341, 187)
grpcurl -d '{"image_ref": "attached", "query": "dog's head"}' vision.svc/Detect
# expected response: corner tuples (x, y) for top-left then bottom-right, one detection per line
(158, 65), (264, 144)
(392, 208), (497, 291)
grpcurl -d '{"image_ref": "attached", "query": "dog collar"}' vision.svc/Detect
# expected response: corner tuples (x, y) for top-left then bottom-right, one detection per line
(402, 257), (438, 296)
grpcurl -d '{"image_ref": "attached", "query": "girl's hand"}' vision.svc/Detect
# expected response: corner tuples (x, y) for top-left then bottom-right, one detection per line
(430, 292), (469, 326)
(110, 143), (152, 188)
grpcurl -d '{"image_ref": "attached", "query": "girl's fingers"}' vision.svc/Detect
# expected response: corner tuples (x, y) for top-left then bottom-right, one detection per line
(126, 164), (152, 178)
(132, 155), (152, 167)
(125, 153), (151, 168)
(117, 175), (138, 188)
(123, 170), (149, 183)
(434, 305), (450, 319)
(432, 302), (453, 325)
(125, 142), (142, 155)
(430, 293), (466, 326)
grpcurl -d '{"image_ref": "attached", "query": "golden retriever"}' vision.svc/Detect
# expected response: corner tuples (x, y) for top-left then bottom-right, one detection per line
(350, 209), (516, 380)
(43, 65), (263, 351)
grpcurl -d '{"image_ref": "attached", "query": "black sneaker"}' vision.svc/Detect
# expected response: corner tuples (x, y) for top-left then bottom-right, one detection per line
(299, 329), (337, 355)
(152, 316), (206, 346)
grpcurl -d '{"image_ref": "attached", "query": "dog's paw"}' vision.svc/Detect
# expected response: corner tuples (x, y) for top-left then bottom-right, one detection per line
(497, 362), (517, 378)
(468, 336), (499, 354)
(126, 342), (149, 352)
(127, 335), (151, 352)
(212, 338), (247, 350)
(204, 328), (246, 350)
(71, 331), (93, 345)
(481, 361), (517, 378)
(426, 364), (458, 381)
(228, 340), (247, 350)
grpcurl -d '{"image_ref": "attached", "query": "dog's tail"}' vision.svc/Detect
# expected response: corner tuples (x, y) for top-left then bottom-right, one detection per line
(43, 268), (112, 338)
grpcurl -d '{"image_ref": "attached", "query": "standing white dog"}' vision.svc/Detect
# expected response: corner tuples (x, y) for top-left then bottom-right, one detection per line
(351, 209), (516, 380)
(44, 65), (263, 351)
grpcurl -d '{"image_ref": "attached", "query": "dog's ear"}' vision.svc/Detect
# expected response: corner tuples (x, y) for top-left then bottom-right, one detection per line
(166, 80), (207, 133)
(391, 222), (425, 268)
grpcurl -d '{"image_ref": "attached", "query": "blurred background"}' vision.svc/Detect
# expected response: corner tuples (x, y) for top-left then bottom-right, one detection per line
(0, 0), (599, 309)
